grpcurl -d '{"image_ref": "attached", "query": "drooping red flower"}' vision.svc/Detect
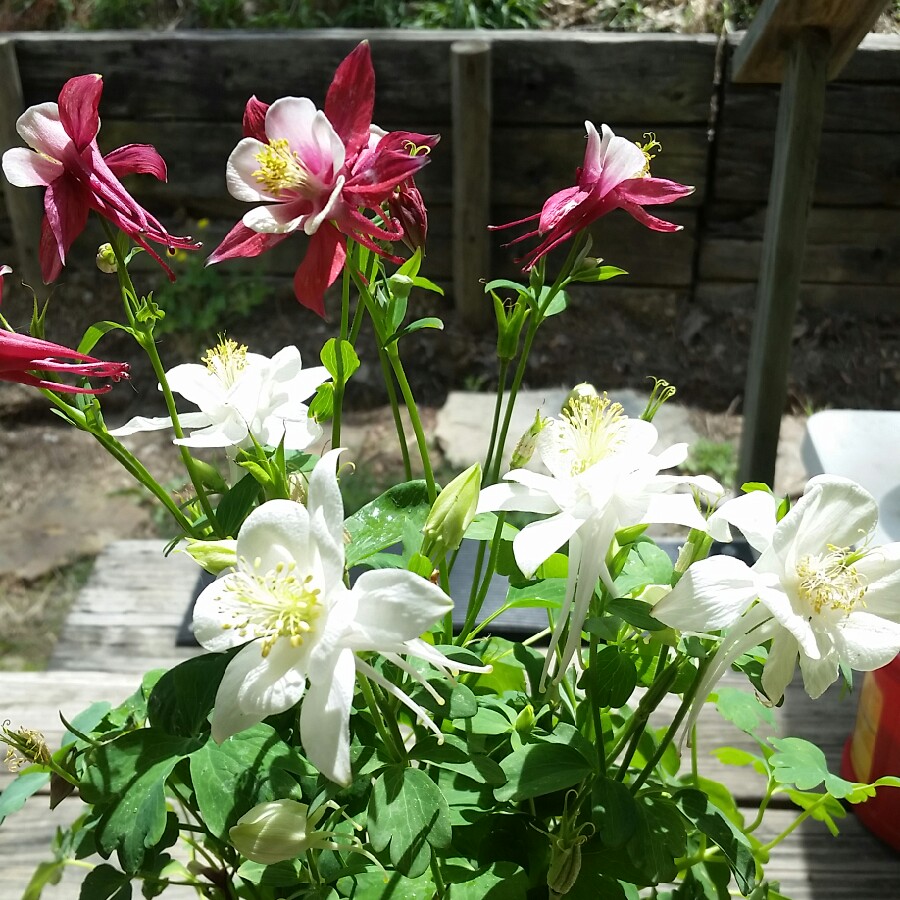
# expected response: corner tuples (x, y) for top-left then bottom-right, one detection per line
(494, 122), (694, 271)
(208, 42), (438, 317)
(0, 328), (129, 394)
(1, 74), (199, 283)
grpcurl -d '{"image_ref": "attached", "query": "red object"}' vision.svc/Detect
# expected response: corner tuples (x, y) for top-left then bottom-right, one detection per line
(841, 656), (900, 850)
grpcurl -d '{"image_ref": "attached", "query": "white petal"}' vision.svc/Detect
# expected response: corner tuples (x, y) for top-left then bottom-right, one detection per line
(836, 611), (900, 670)
(192, 576), (254, 652)
(108, 414), (179, 437)
(798, 647), (840, 700)
(307, 448), (346, 586)
(654, 555), (760, 632)
(714, 490), (778, 555)
(756, 584), (821, 660)
(175, 418), (250, 449)
(165, 363), (226, 410)
(211, 639), (306, 741)
(476, 480), (558, 516)
(855, 542), (900, 619)
(227, 137), (276, 202)
(301, 648), (356, 785)
(350, 569), (452, 647)
(514, 511), (582, 578)
(1, 147), (64, 187)
(653, 442), (689, 471)
(243, 202), (307, 234)
(761, 629), (799, 703)
(16, 102), (69, 159)
(643, 493), (707, 531)
(237, 499), (312, 573)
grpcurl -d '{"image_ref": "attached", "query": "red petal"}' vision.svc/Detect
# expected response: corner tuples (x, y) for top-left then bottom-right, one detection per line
(58, 74), (103, 150)
(617, 196), (683, 232)
(243, 96), (269, 141)
(325, 42), (375, 160)
(207, 221), (287, 265)
(293, 225), (346, 318)
(617, 176), (694, 206)
(104, 143), (168, 181)
(42, 175), (89, 281)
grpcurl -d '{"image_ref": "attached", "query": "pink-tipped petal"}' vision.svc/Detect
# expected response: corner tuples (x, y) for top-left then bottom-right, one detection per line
(617, 176), (695, 206)
(104, 143), (168, 181)
(616, 197), (683, 232)
(293, 224), (346, 317)
(325, 41), (375, 159)
(42, 175), (89, 280)
(16, 102), (70, 160)
(58, 74), (103, 150)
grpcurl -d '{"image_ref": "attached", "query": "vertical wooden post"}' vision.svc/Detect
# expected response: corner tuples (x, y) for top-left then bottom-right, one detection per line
(736, 27), (830, 489)
(451, 40), (492, 332)
(0, 40), (43, 293)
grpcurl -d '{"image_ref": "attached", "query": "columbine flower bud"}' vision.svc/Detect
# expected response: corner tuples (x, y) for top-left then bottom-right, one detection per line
(181, 538), (237, 576)
(421, 463), (482, 563)
(229, 799), (320, 865)
(510, 410), (550, 470)
(96, 243), (118, 274)
(494, 295), (530, 362)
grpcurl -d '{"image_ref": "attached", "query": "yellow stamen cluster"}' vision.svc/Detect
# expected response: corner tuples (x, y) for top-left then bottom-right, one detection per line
(221, 560), (323, 657)
(559, 392), (626, 475)
(2, 720), (51, 772)
(796, 546), (868, 617)
(253, 138), (312, 196)
(634, 132), (662, 178)
(203, 337), (248, 388)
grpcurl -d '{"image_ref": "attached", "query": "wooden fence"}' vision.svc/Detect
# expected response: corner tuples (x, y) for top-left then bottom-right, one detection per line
(0, 29), (898, 327)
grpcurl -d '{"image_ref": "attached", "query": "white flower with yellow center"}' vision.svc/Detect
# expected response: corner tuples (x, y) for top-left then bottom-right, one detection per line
(654, 475), (900, 712)
(110, 340), (329, 451)
(193, 450), (485, 785)
(477, 392), (721, 688)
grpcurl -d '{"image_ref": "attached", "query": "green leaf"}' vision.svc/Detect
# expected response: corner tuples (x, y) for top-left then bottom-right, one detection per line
(540, 286), (568, 317)
(236, 858), (307, 888)
(784, 789), (847, 836)
(215, 472), (261, 537)
(79, 864), (133, 899)
(344, 481), (431, 567)
(626, 795), (687, 884)
(445, 862), (530, 898)
(77, 321), (133, 356)
(411, 735), (506, 786)
(505, 577), (566, 608)
(338, 869), (434, 899)
(147, 653), (232, 738)
(21, 860), (64, 900)
(676, 789), (757, 895)
(716, 688), (776, 739)
(592, 776), (639, 847)
(614, 540), (674, 596)
(769, 737), (854, 797)
(367, 768), (451, 878)
(463, 512), (518, 542)
(590, 646), (638, 708)
(387, 316), (444, 345)
(0, 771), (51, 825)
(190, 723), (307, 838)
(483, 278), (527, 296)
(81, 731), (201, 872)
(309, 381), (335, 422)
(606, 597), (666, 631)
(713, 746), (769, 777)
(320, 338), (360, 382)
(569, 265), (628, 284)
(495, 742), (594, 802)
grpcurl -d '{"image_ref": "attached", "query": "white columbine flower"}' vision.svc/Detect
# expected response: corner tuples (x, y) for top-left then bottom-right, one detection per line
(193, 449), (486, 786)
(654, 475), (900, 723)
(110, 340), (329, 451)
(477, 392), (722, 688)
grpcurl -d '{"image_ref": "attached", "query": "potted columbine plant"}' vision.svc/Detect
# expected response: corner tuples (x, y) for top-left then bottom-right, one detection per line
(2, 43), (900, 900)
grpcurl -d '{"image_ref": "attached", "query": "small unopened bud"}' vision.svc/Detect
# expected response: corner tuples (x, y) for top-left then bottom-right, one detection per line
(181, 538), (237, 575)
(514, 704), (535, 735)
(494, 295), (530, 361)
(510, 410), (550, 470)
(96, 243), (118, 274)
(2, 720), (51, 771)
(421, 463), (482, 564)
(548, 839), (584, 896)
(229, 799), (319, 865)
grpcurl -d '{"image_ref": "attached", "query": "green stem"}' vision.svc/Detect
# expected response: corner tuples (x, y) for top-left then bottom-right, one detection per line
(630, 658), (709, 793)
(377, 345), (412, 480)
(457, 513), (507, 643)
(358, 671), (406, 765)
(587, 636), (608, 774)
(481, 357), (511, 479)
(745, 781), (778, 834)
(430, 857), (447, 897)
(331, 258), (352, 448)
(760, 796), (830, 853)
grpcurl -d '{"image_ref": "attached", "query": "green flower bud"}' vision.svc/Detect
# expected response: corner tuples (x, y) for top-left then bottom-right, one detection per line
(510, 409), (550, 470)
(514, 704), (535, 735)
(181, 538), (237, 575)
(494, 294), (530, 361)
(229, 799), (320, 865)
(96, 243), (118, 274)
(421, 463), (482, 564)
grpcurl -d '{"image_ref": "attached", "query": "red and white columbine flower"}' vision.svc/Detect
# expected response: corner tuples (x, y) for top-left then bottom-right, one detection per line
(494, 122), (693, 270)
(654, 476), (900, 735)
(1, 75), (198, 283)
(208, 42), (438, 317)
